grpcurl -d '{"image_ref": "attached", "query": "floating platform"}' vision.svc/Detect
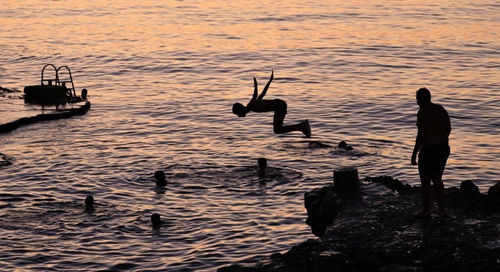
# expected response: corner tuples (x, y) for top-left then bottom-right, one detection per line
(0, 64), (91, 134)
(23, 64), (88, 108)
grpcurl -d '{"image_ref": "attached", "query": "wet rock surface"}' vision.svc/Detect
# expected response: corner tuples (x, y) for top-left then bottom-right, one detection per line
(304, 185), (341, 237)
(219, 177), (500, 272)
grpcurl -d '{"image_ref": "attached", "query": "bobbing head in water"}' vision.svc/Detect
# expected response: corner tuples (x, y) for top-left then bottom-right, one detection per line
(154, 170), (167, 187)
(258, 158), (267, 177)
(338, 140), (353, 150)
(151, 213), (161, 229)
(81, 89), (88, 100)
(85, 195), (94, 210)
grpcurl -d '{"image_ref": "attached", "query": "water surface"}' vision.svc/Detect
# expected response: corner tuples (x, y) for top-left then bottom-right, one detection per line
(0, 0), (498, 270)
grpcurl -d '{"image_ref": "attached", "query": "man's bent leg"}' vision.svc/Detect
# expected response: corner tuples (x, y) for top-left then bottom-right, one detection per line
(273, 113), (310, 137)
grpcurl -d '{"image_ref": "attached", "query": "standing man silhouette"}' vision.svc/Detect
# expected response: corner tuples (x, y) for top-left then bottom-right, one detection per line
(411, 88), (451, 218)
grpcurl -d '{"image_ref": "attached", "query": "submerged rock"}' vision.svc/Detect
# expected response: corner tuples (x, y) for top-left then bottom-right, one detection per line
(488, 182), (500, 197)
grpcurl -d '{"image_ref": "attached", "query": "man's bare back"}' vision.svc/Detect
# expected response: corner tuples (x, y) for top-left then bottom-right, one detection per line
(417, 103), (451, 146)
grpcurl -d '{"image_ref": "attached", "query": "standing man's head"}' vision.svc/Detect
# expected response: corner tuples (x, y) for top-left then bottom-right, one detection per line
(416, 88), (432, 106)
(232, 103), (247, 117)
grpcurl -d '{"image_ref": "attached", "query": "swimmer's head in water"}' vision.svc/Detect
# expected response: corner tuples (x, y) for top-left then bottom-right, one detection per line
(257, 158), (267, 178)
(81, 89), (88, 100)
(151, 213), (161, 229)
(85, 195), (94, 208)
(258, 158), (267, 169)
(232, 103), (246, 117)
(338, 141), (347, 148)
(154, 170), (167, 187)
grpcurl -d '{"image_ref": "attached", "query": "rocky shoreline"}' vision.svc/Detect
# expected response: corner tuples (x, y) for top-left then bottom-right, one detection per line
(219, 177), (500, 272)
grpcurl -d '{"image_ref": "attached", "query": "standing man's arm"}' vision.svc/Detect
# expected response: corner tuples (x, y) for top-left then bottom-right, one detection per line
(411, 111), (422, 166)
(445, 109), (451, 136)
(411, 134), (421, 166)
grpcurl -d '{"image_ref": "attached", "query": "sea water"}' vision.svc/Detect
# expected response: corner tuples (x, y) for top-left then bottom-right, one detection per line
(0, 0), (498, 270)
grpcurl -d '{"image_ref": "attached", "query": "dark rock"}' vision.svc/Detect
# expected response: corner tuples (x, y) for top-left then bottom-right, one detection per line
(379, 264), (423, 272)
(460, 180), (480, 194)
(446, 186), (500, 217)
(488, 182), (500, 197)
(270, 253), (282, 260)
(304, 185), (341, 237)
(333, 167), (360, 191)
(365, 175), (412, 193)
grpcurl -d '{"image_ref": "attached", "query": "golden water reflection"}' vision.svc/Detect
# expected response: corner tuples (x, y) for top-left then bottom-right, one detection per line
(2, 0), (498, 54)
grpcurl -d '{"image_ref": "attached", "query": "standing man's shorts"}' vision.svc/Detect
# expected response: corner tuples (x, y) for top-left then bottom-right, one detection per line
(271, 99), (288, 115)
(418, 143), (450, 177)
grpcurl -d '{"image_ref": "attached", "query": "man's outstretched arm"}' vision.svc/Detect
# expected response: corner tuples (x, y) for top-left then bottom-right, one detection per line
(258, 70), (273, 100)
(252, 77), (258, 101)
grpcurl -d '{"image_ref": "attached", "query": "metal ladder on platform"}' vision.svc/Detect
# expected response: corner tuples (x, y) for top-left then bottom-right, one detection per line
(41, 64), (77, 98)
